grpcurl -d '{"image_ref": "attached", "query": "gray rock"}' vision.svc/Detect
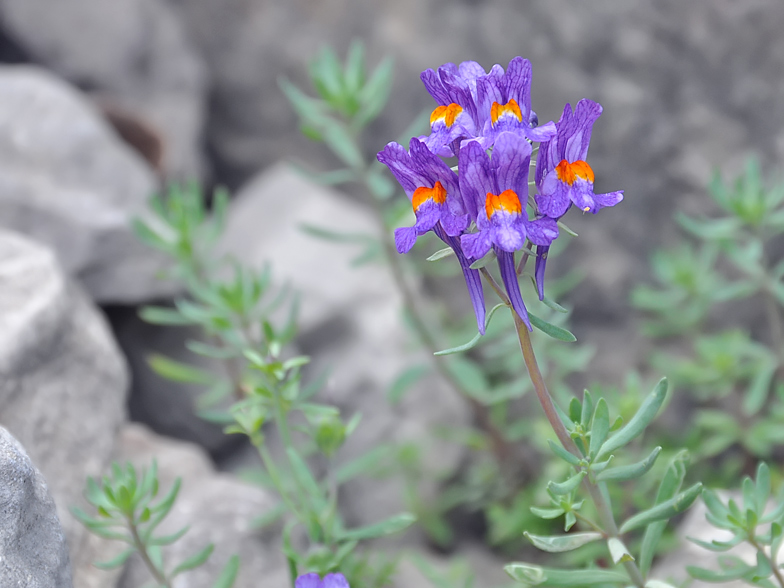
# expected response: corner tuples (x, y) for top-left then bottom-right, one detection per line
(114, 423), (286, 588)
(220, 165), (471, 525)
(0, 65), (179, 303)
(0, 426), (72, 588)
(0, 0), (208, 180)
(0, 230), (128, 588)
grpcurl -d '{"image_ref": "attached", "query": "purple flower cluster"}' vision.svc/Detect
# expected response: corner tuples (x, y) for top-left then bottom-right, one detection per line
(377, 57), (623, 332)
(296, 572), (349, 588)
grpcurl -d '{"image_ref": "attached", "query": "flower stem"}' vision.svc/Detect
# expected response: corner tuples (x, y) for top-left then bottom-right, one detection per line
(127, 515), (171, 588)
(512, 313), (646, 588)
(750, 536), (784, 588)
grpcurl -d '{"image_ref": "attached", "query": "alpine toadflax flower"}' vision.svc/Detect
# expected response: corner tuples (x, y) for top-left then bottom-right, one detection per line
(296, 573), (350, 588)
(377, 137), (487, 333)
(534, 99), (623, 219)
(419, 57), (555, 157)
(380, 56), (623, 334)
(459, 132), (558, 328)
(532, 99), (624, 299)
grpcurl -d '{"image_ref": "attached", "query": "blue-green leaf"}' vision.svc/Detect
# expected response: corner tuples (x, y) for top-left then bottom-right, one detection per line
(529, 313), (577, 342)
(524, 531), (602, 553)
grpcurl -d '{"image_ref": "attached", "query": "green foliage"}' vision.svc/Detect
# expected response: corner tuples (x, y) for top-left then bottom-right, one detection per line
(72, 461), (237, 588)
(688, 463), (784, 587)
(634, 158), (784, 484)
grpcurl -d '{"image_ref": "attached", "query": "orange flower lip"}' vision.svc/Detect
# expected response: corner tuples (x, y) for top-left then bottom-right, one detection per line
(555, 159), (595, 186)
(490, 99), (523, 125)
(430, 103), (463, 128)
(485, 189), (522, 219)
(412, 181), (447, 212)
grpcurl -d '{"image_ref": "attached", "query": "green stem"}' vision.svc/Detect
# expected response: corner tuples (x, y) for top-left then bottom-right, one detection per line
(512, 313), (646, 588)
(750, 536), (784, 588)
(127, 515), (171, 588)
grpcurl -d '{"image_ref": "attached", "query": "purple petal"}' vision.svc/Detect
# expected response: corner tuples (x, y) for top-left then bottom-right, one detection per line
(536, 170), (571, 219)
(489, 216), (526, 252)
(569, 179), (597, 213)
(524, 216), (559, 246)
(458, 60), (487, 80)
(475, 75), (503, 127)
(420, 69), (450, 105)
(524, 120), (557, 142)
(502, 56), (533, 114)
(394, 226), (418, 253)
(461, 230), (492, 260)
(413, 200), (441, 232)
(497, 249), (531, 330)
(377, 142), (424, 198)
(409, 139), (461, 206)
(534, 245), (549, 300)
(564, 99), (602, 162)
(323, 574), (350, 588)
(592, 190), (624, 212)
(296, 573), (322, 588)
(436, 227), (486, 334)
(440, 210), (469, 237)
(491, 131), (532, 197)
(458, 140), (494, 220)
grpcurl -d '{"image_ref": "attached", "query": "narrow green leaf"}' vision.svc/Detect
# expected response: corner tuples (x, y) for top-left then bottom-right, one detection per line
(322, 123), (364, 168)
(596, 378), (668, 460)
(387, 365), (428, 405)
(529, 313), (577, 342)
(542, 295), (569, 313)
(149, 525), (189, 546)
(607, 537), (635, 564)
(548, 471), (586, 495)
(580, 390), (594, 428)
(530, 506), (566, 520)
(687, 562), (751, 582)
(589, 399), (610, 458)
(426, 247), (455, 262)
(139, 306), (194, 326)
(619, 482), (703, 534)
(595, 446), (662, 482)
(286, 448), (326, 511)
(434, 303), (506, 355)
(524, 531), (602, 553)
(212, 555), (240, 588)
(337, 512), (415, 540)
(172, 543), (214, 577)
(547, 439), (581, 466)
(147, 354), (215, 385)
(469, 248), (496, 269)
(334, 445), (393, 484)
(355, 56), (394, 128)
(755, 462), (771, 514)
(505, 563), (628, 586)
(93, 548), (135, 570)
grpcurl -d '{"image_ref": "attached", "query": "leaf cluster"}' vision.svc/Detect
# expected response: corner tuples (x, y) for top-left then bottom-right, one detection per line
(72, 461), (238, 588)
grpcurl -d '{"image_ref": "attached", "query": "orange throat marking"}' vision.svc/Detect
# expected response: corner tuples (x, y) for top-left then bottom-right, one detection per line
(555, 159), (595, 186)
(412, 181), (447, 212)
(490, 99), (523, 125)
(430, 103), (463, 128)
(485, 189), (522, 219)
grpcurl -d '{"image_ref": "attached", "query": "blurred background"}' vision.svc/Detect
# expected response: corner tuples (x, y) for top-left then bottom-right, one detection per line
(0, 1), (783, 586)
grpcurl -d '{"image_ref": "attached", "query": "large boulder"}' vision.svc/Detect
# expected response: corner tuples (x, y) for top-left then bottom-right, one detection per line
(0, 66), (178, 303)
(0, 230), (128, 588)
(115, 424), (286, 588)
(0, 426), (72, 588)
(0, 0), (208, 180)
(219, 164), (471, 525)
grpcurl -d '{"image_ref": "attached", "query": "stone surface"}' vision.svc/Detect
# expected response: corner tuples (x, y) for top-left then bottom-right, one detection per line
(108, 306), (246, 458)
(0, 230), (128, 588)
(0, 0), (208, 180)
(0, 426), (72, 588)
(219, 164), (471, 525)
(114, 423), (286, 588)
(0, 65), (179, 303)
